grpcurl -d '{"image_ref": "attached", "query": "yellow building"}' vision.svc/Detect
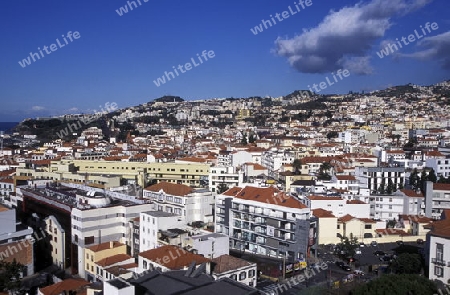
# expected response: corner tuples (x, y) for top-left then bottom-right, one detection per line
(84, 241), (127, 281)
(72, 160), (210, 187)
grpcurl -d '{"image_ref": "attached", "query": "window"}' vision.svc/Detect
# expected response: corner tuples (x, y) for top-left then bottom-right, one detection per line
(248, 269), (255, 278)
(436, 243), (444, 262)
(239, 271), (247, 280)
(389, 198), (393, 202)
(337, 225), (340, 229)
(435, 266), (444, 277)
(230, 274), (237, 281)
(86, 253), (89, 259)
(364, 224), (372, 229)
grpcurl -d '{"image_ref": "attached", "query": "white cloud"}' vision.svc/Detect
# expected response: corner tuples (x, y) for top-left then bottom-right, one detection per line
(31, 106), (45, 111)
(400, 31), (450, 69)
(273, 0), (432, 75)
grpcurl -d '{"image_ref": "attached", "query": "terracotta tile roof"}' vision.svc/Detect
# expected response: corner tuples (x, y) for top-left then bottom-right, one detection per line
(231, 186), (307, 209)
(433, 183), (450, 191)
(144, 181), (194, 196)
(346, 200), (366, 204)
(312, 208), (335, 218)
(428, 218), (450, 238)
(39, 278), (90, 295)
(0, 239), (33, 265)
(398, 214), (433, 224)
(211, 254), (254, 274)
(308, 196), (343, 201)
(336, 175), (357, 181)
(96, 254), (132, 267)
(375, 228), (409, 236)
(139, 245), (210, 270)
(399, 189), (424, 198)
(87, 241), (124, 253)
(0, 204), (10, 212)
(222, 186), (242, 196)
(338, 214), (355, 223)
(244, 162), (267, 170)
(358, 218), (376, 224)
(177, 157), (207, 163)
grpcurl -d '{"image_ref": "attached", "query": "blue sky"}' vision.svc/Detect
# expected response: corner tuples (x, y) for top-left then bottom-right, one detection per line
(0, 0), (449, 121)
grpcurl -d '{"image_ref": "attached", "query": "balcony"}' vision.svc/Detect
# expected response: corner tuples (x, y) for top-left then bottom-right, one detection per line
(432, 258), (446, 266)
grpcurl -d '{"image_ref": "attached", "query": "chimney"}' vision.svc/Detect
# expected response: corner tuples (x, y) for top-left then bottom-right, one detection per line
(110, 241), (114, 249)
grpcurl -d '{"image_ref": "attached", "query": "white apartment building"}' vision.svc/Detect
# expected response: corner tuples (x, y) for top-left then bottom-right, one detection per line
(72, 190), (154, 278)
(426, 214), (450, 285)
(305, 196), (370, 219)
(186, 233), (229, 259)
(261, 150), (295, 178)
(143, 182), (214, 224)
(216, 186), (312, 262)
(139, 211), (186, 252)
(355, 166), (406, 193)
(426, 158), (450, 178)
(209, 166), (243, 193)
(425, 182), (450, 219)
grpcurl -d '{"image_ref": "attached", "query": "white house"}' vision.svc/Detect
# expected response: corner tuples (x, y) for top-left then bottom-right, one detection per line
(143, 181), (214, 224)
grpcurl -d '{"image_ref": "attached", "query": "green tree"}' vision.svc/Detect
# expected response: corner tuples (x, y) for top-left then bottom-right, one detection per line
(248, 134), (255, 143)
(0, 259), (24, 293)
(241, 133), (248, 145)
(292, 159), (303, 175)
(386, 179), (395, 194)
(393, 253), (423, 274)
(428, 168), (438, 183)
(318, 162), (332, 180)
(350, 274), (437, 295)
(340, 233), (359, 257)
(409, 168), (420, 190)
(216, 182), (229, 194)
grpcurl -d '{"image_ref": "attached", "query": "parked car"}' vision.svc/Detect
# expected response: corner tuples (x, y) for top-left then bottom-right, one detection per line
(373, 250), (385, 256)
(417, 239), (424, 244)
(355, 248), (361, 255)
(359, 242), (365, 247)
(370, 241), (378, 247)
(341, 264), (352, 271)
(354, 270), (365, 276)
(396, 240), (404, 245)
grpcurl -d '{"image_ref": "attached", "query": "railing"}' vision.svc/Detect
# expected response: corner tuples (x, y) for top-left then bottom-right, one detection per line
(432, 258), (446, 266)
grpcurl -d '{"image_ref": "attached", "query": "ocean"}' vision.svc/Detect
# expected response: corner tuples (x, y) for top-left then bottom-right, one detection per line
(0, 122), (19, 133)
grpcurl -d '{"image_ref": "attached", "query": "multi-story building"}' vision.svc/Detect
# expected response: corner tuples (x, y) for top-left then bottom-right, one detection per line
(355, 166), (405, 193)
(305, 196), (370, 219)
(44, 215), (67, 270)
(139, 211), (186, 252)
(426, 158), (450, 178)
(425, 182), (450, 219)
(261, 150), (295, 178)
(426, 211), (450, 285)
(84, 241), (128, 282)
(209, 166), (243, 194)
(216, 186), (312, 263)
(143, 182), (214, 224)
